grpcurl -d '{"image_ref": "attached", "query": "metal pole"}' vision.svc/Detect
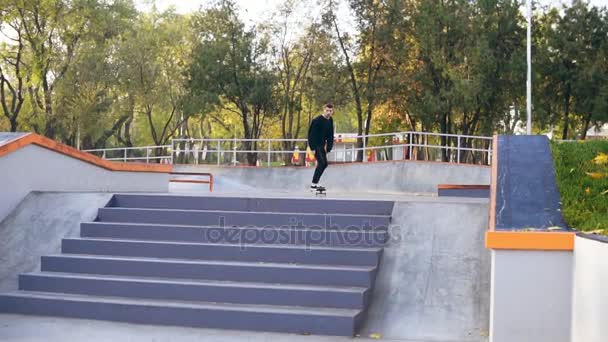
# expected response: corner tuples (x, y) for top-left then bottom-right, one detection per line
(217, 141), (221, 165)
(457, 136), (461, 163)
(362, 134), (367, 162)
(267, 139), (271, 167)
(124, 149), (127, 162)
(146, 148), (149, 163)
(526, 0), (533, 135)
(409, 132), (413, 160)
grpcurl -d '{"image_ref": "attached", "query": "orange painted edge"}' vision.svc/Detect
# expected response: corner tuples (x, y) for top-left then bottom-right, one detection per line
(489, 135), (498, 231)
(0, 133), (172, 173)
(438, 184), (490, 190)
(486, 231), (575, 251)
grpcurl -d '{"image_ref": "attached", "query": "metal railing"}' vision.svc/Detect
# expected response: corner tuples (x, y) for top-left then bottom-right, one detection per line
(83, 131), (493, 167)
(83, 145), (173, 164)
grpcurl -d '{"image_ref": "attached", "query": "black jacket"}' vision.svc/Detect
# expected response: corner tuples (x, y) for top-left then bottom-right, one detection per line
(307, 115), (334, 152)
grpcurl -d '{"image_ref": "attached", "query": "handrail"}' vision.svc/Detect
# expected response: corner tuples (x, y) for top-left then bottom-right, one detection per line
(169, 171), (213, 192)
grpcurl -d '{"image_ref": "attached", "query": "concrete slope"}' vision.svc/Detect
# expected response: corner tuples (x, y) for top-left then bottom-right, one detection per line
(175, 161), (490, 194)
(0, 192), (113, 292)
(360, 200), (490, 342)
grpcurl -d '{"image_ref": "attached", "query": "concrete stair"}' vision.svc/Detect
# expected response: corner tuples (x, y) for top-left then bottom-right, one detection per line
(0, 194), (393, 336)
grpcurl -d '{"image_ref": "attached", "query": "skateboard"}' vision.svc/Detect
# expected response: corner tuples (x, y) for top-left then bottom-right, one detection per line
(310, 186), (327, 196)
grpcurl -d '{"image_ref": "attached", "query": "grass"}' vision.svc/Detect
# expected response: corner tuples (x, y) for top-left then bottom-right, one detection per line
(551, 140), (608, 233)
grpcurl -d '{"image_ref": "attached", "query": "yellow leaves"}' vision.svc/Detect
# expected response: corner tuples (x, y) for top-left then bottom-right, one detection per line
(369, 333), (383, 339)
(586, 172), (607, 179)
(593, 152), (608, 165)
(585, 187), (591, 195)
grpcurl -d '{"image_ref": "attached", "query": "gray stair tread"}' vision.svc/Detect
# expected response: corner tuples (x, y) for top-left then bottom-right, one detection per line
(45, 254), (377, 271)
(85, 221), (387, 233)
(101, 207), (391, 218)
(64, 237), (382, 253)
(23, 272), (367, 292)
(1, 291), (361, 317)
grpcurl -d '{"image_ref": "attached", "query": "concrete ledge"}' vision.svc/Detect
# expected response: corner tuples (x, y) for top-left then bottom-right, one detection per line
(0, 133), (171, 173)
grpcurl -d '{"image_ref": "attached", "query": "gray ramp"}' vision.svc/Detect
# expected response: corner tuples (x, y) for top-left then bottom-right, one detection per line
(0, 192), (113, 292)
(360, 201), (490, 342)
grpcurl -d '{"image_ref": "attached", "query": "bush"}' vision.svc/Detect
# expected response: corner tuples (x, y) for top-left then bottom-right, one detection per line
(551, 140), (608, 233)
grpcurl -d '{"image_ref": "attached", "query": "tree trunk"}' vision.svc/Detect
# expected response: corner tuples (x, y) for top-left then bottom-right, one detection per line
(581, 113), (592, 140)
(562, 87), (571, 140)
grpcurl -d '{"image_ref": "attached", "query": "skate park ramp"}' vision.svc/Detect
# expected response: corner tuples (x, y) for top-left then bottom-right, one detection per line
(0, 192), (113, 292)
(174, 161), (490, 194)
(0, 190), (490, 342)
(360, 200), (490, 341)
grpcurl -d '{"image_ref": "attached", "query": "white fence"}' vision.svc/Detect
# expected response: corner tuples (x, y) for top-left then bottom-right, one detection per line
(83, 131), (493, 166)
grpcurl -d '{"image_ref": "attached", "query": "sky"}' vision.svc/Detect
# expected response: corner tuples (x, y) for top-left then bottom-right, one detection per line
(134, 0), (608, 37)
(135, 0), (608, 20)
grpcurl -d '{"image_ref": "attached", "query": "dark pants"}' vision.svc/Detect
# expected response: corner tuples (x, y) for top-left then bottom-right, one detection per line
(312, 147), (328, 184)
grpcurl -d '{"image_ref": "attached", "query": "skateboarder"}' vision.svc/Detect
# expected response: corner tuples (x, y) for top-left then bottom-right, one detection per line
(307, 103), (334, 192)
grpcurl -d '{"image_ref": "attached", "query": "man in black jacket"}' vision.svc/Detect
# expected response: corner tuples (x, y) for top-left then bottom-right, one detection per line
(307, 103), (334, 191)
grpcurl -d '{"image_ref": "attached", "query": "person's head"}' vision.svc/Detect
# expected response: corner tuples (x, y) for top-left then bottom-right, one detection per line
(323, 103), (334, 118)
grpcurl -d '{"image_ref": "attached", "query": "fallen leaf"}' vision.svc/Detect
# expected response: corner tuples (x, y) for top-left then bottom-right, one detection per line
(584, 229), (605, 235)
(586, 172), (608, 179)
(585, 187), (591, 195)
(602, 189), (608, 195)
(369, 333), (383, 339)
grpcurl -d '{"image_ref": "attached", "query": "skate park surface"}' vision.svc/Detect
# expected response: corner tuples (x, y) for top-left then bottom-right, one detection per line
(0, 191), (490, 342)
(0, 134), (490, 342)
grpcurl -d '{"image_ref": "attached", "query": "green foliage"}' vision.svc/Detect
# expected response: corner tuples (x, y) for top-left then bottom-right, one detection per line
(552, 140), (608, 232)
(0, 0), (606, 154)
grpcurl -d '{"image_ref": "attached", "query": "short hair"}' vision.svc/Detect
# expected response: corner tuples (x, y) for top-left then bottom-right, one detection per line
(324, 103), (334, 109)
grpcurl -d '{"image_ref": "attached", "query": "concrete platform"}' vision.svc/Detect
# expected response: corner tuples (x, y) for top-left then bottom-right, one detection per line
(0, 191), (489, 341)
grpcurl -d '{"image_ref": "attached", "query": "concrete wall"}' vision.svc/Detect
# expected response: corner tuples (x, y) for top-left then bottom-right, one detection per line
(490, 250), (573, 342)
(0, 145), (169, 223)
(176, 161), (490, 194)
(571, 235), (608, 342)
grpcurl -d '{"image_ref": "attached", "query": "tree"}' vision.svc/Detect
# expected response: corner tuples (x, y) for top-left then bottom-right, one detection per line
(0, 8), (26, 132)
(188, 0), (278, 165)
(323, 0), (405, 161)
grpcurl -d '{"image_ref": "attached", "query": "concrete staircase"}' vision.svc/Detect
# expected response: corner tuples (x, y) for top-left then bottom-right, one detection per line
(0, 194), (393, 336)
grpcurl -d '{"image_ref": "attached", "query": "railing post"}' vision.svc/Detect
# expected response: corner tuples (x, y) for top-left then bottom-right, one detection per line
(124, 149), (127, 162)
(233, 136), (237, 165)
(171, 142), (175, 165)
(457, 136), (461, 163)
(217, 141), (221, 165)
(362, 134), (367, 162)
(267, 139), (271, 167)
(146, 148), (150, 163)
(409, 132), (413, 160)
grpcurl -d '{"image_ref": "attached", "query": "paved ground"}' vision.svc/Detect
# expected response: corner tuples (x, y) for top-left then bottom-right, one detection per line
(0, 313), (478, 342)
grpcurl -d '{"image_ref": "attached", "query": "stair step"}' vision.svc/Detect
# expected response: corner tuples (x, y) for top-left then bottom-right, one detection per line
(0, 291), (362, 336)
(41, 254), (377, 287)
(19, 272), (369, 309)
(61, 237), (382, 267)
(111, 194), (395, 216)
(96, 207), (391, 230)
(81, 222), (388, 247)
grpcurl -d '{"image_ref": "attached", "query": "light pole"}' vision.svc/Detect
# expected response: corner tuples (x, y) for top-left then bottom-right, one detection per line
(526, 0), (533, 135)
